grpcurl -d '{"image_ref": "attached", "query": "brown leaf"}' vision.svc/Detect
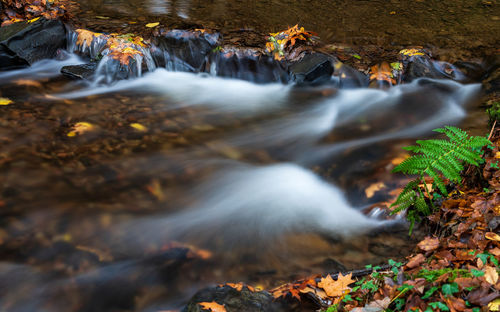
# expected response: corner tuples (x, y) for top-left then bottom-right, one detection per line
(454, 277), (475, 289)
(406, 254), (425, 269)
(485, 266), (499, 285)
(417, 236), (439, 252)
(198, 302), (226, 312)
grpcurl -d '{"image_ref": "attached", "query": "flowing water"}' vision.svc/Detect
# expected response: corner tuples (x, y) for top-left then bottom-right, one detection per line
(0, 1), (496, 311)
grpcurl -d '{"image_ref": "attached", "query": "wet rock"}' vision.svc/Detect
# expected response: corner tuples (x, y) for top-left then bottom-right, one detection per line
(0, 18), (66, 71)
(208, 47), (288, 83)
(183, 285), (293, 312)
(153, 30), (221, 72)
(61, 62), (98, 80)
(399, 49), (461, 82)
(289, 53), (334, 85)
(209, 47), (288, 83)
(481, 55), (500, 93)
(333, 62), (369, 88)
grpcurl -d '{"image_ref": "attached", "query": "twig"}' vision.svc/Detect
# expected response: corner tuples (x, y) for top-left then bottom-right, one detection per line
(488, 120), (497, 140)
(316, 264), (393, 283)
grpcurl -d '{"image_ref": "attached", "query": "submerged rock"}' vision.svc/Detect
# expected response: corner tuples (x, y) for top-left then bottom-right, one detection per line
(0, 18), (66, 71)
(288, 53), (334, 85)
(153, 29), (221, 72)
(183, 285), (295, 312)
(208, 47), (289, 83)
(61, 62), (98, 80)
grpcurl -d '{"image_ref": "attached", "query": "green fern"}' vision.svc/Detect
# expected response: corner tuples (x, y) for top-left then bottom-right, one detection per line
(390, 126), (491, 234)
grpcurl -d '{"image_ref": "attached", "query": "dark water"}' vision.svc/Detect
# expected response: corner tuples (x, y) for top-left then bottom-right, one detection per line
(76, 0), (499, 55)
(0, 1), (496, 311)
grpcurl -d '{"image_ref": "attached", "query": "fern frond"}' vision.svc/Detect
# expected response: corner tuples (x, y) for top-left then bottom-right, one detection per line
(391, 126), (491, 235)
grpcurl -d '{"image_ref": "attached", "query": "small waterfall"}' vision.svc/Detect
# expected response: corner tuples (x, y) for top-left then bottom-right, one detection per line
(66, 29), (157, 83)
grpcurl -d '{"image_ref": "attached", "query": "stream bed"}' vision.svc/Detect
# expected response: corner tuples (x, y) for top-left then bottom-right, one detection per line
(0, 1), (498, 311)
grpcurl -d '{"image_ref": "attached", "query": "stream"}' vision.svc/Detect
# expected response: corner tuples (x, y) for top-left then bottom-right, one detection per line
(0, 1), (497, 311)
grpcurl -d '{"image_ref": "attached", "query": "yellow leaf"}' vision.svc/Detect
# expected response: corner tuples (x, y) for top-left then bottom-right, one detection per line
(484, 266), (499, 285)
(0, 97), (13, 105)
(130, 123), (148, 132)
(67, 122), (95, 137)
(489, 298), (500, 311)
(198, 301), (226, 312)
(365, 182), (386, 198)
(486, 232), (500, 241)
(147, 179), (164, 201)
(145, 22), (159, 28)
(28, 17), (40, 23)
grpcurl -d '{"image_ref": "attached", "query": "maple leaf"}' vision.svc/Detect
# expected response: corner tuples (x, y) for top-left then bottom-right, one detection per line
(198, 301), (226, 312)
(318, 273), (354, 297)
(76, 29), (102, 47)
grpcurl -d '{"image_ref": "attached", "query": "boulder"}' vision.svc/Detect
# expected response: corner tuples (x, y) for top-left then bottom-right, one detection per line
(289, 53), (334, 85)
(61, 62), (97, 80)
(0, 18), (66, 71)
(183, 285), (294, 312)
(399, 49), (461, 82)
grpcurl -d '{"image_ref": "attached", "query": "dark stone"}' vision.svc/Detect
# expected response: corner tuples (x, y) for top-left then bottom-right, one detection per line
(61, 62), (97, 80)
(333, 62), (369, 88)
(183, 285), (294, 312)
(153, 29), (221, 72)
(208, 47), (288, 83)
(289, 53), (334, 85)
(400, 52), (461, 83)
(0, 18), (66, 71)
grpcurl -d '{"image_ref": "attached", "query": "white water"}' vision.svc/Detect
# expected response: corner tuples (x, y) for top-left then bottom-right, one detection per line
(0, 51), (84, 82)
(49, 69), (481, 244)
(0, 53), (484, 312)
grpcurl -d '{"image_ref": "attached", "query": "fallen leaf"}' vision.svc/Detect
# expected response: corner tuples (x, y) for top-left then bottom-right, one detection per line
(486, 232), (500, 241)
(67, 122), (95, 137)
(406, 253), (425, 269)
(417, 236), (439, 252)
(14, 79), (42, 87)
(318, 273), (354, 297)
(0, 97), (13, 105)
(485, 266), (499, 285)
(198, 301), (226, 312)
(351, 297), (391, 312)
(145, 22), (159, 28)
(146, 179), (164, 201)
(365, 182), (386, 198)
(489, 298), (500, 311)
(130, 123), (147, 132)
(490, 248), (500, 257)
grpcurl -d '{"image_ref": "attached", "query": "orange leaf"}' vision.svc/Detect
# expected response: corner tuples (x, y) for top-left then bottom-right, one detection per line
(406, 253), (425, 269)
(318, 273), (354, 297)
(198, 301), (226, 312)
